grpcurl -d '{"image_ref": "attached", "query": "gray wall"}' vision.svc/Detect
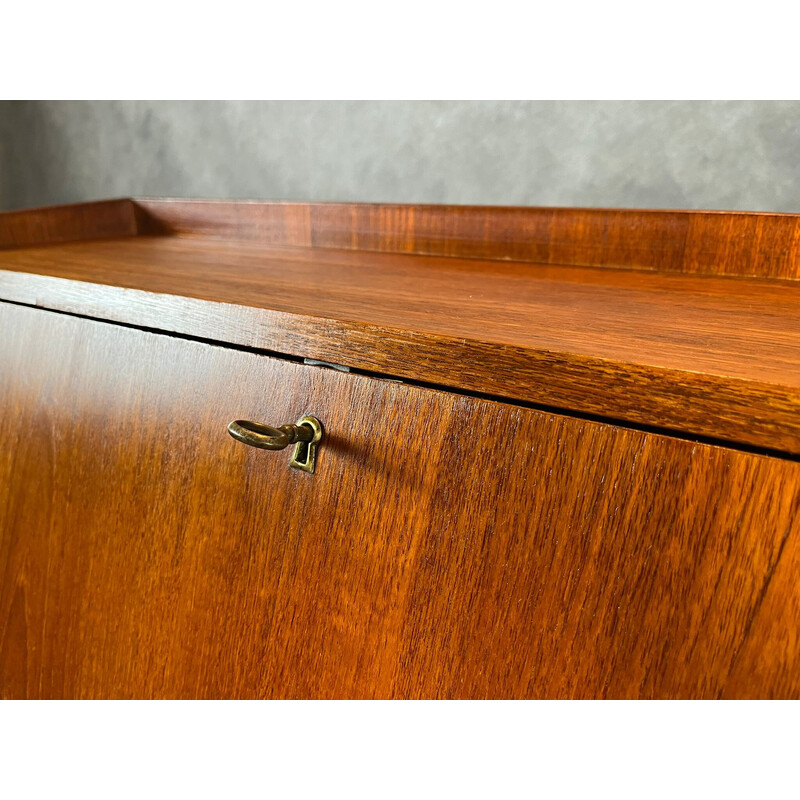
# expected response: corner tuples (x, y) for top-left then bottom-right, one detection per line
(1, 100), (799, 212)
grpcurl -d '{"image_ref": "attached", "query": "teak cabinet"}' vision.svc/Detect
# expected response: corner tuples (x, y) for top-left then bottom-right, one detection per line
(1, 200), (799, 699)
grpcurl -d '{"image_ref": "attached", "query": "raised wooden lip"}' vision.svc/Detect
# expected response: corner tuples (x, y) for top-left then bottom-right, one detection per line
(1, 199), (800, 456)
(2, 197), (800, 280)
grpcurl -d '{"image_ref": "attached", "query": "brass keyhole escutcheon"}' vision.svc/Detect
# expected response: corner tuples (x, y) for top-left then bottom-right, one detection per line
(288, 415), (323, 473)
(227, 415), (324, 474)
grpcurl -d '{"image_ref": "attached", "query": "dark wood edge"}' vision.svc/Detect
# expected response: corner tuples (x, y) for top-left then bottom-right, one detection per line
(0, 199), (138, 250)
(3, 198), (800, 280)
(2, 269), (798, 456)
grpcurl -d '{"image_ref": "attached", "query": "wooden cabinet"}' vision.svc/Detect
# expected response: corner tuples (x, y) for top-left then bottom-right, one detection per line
(1, 200), (799, 698)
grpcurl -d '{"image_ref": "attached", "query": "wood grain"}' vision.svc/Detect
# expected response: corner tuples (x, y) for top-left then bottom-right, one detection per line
(136, 199), (800, 280)
(0, 199), (137, 249)
(2, 302), (799, 699)
(1, 235), (799, 454)
(6, 198), (800, 280)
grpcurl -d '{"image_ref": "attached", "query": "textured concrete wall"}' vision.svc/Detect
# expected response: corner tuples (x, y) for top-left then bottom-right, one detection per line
(1, 100), (799, 212)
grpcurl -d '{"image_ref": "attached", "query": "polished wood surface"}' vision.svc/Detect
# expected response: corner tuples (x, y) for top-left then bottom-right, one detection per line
(5, 199), (800, 281)
(2, 234), (799, 454)
(135, 200), (800, 281)
(2, 303), (799, 699)
(0, 199), (137, 249)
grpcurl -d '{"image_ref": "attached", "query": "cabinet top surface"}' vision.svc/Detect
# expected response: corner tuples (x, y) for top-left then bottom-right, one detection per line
(1, 198), (800, 455)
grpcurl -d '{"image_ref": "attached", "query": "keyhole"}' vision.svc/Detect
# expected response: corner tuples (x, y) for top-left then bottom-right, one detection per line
(289, 416), (324, 473)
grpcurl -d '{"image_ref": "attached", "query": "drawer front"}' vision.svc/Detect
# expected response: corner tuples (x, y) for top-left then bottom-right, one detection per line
(1, 302), (799, 698)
